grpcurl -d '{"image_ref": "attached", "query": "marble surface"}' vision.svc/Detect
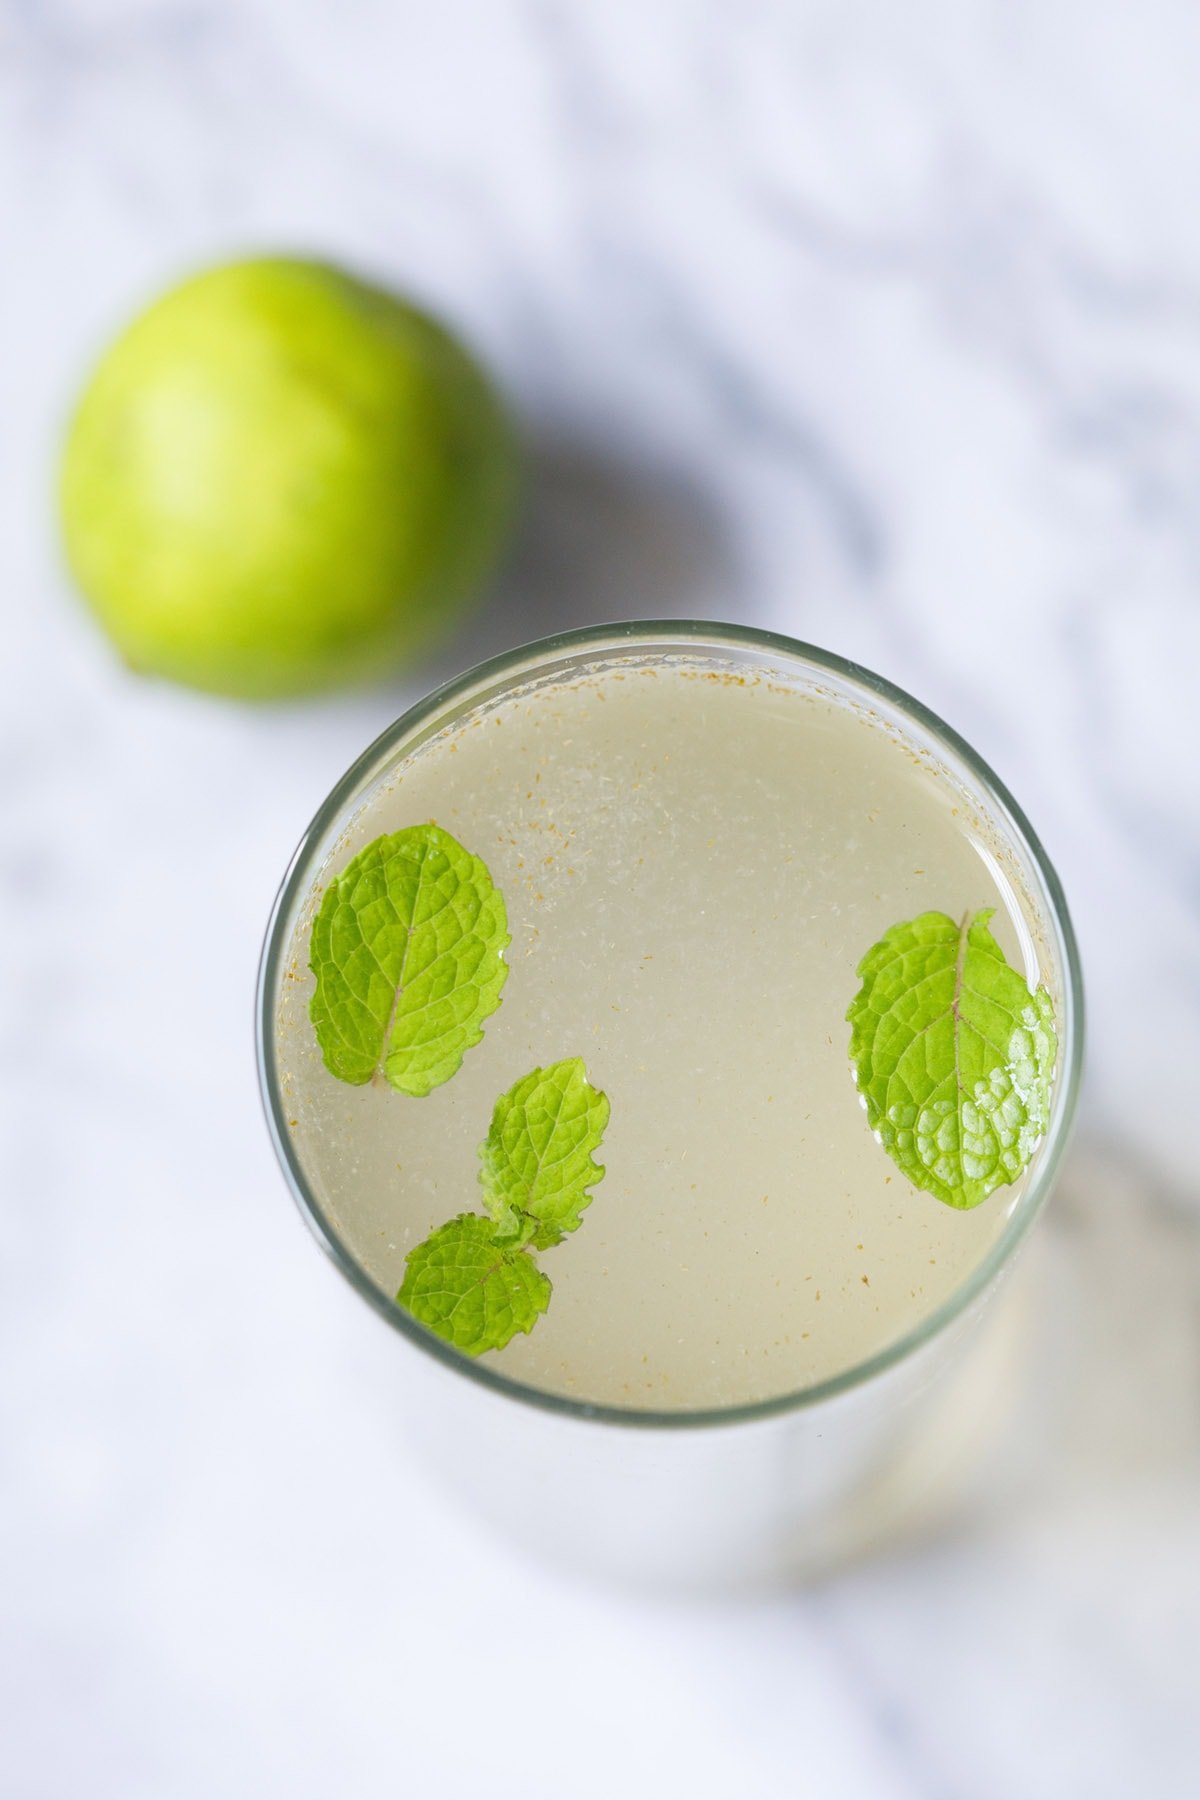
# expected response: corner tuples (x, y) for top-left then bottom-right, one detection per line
(3, 2), (1199, 1794)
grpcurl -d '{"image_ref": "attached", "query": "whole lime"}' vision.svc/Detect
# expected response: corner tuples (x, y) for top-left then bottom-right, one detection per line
(59, 257), (519, 698)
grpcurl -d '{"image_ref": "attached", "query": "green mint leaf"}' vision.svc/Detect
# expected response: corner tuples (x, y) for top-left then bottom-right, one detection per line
(308, 823), (509, 1097)
(395, 1060), (611, 1357)
(478, 1058), (610, 1250)
(847, 908), (1057, 1210)
(397, 1214), (551, 1355)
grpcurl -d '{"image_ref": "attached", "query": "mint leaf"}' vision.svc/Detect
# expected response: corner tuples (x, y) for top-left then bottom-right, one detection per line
(309, 824), (509, 1097)
(397, 1214), (550, 1355)
(847, 909), (1056, 1210)
(479, 1059), (610, 1250)
(399, 1051), (615, 1353)
(396, 1059), (611, 1355)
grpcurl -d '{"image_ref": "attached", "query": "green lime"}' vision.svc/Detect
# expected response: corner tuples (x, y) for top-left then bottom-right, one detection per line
(59, 257), (519, 699)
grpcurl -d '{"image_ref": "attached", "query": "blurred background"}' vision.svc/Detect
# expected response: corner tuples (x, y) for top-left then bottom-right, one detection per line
(3, 2), (1199, 1795)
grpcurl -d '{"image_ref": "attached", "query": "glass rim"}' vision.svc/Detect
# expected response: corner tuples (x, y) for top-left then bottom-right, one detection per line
(255, 619), (1084, 1432)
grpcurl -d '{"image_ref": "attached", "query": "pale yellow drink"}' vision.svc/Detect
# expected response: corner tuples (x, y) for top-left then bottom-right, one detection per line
(275, 658), (1039, 1410)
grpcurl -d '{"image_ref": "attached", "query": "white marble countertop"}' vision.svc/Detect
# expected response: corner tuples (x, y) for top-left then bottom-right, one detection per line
(3, 3), (1199, 1794)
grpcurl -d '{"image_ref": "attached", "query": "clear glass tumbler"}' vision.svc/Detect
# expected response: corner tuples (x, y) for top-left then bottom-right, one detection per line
(256, 623), (1083, 1589)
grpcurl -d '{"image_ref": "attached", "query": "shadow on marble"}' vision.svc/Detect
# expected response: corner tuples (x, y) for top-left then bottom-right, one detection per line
(630, 1136), (1200, 1611)
(825, 1134), (1200, 1579)
(993, 1135), (1200, 1509)
(699, 1145), (1200, 1795)
(423, 434), (741, 683)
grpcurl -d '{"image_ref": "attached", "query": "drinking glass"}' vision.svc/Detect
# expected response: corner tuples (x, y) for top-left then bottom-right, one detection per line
(256, 623), (1083, 1588)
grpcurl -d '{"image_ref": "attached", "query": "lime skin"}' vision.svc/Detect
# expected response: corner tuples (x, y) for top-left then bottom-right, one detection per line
(60, 257), (519, 699)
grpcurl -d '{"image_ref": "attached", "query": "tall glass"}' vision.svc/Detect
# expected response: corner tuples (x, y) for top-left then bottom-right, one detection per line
(256, 623), (1083, 1588)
